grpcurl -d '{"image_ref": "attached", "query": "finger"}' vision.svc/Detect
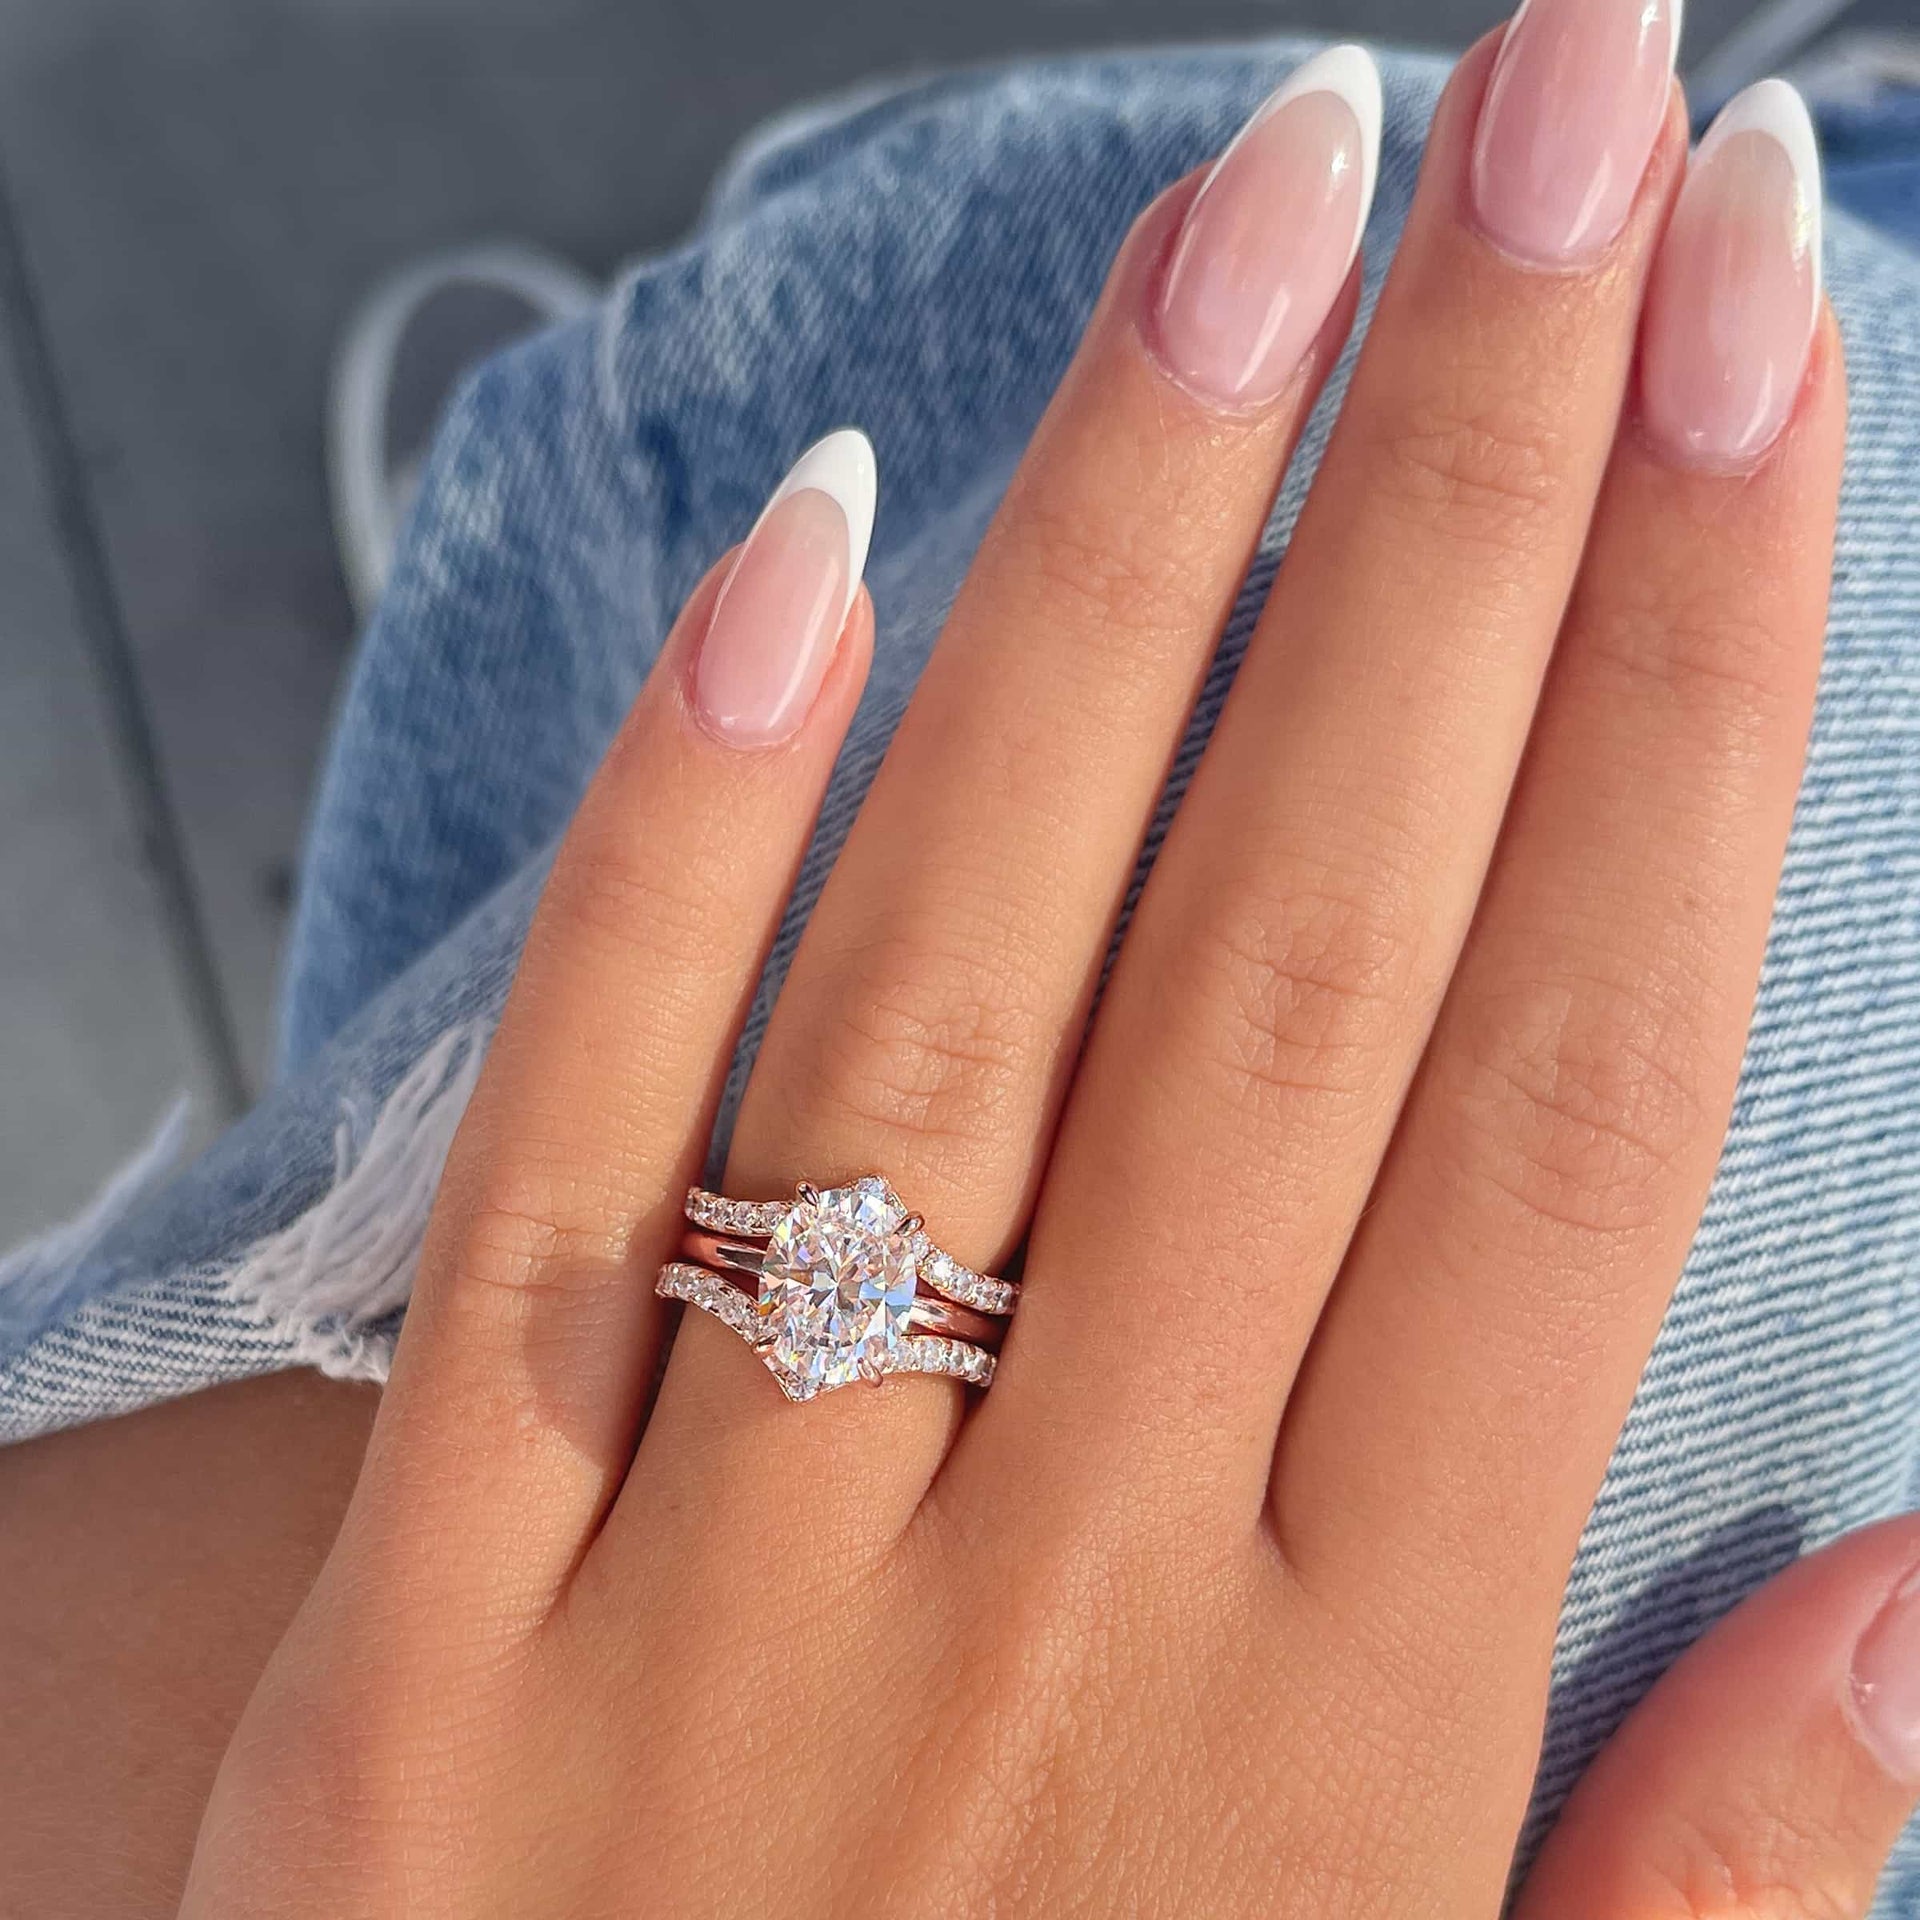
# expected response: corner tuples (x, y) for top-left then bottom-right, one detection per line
(356, 434), (877, 1608)
(1276, 90), (1841, 1604)
(1514, 1516), (1920, 1920)
(969, 12), (1688, 1518)
(625, 52), (1382, 1527)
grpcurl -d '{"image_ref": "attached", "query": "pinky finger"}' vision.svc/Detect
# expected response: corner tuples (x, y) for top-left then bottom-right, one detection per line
(354, 431), (877, 1611)
(1515, 1516), (1920, 1920)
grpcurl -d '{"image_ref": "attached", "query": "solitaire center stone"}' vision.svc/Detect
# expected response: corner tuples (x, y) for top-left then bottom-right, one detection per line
(757, 1178), (919, 1393)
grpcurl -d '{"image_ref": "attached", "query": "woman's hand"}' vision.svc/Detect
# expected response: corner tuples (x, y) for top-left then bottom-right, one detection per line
(182, 19), (1906, 1916)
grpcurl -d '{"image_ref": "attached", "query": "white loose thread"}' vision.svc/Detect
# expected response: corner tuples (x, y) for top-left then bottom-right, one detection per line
(219, 1024), (487, 1381)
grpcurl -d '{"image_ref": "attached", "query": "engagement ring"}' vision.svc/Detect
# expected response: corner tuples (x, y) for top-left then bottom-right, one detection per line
(657, 1176), (1016, 1401)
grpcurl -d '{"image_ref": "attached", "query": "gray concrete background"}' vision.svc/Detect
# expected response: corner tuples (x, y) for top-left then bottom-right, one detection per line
(0, 0), (1837, 1238)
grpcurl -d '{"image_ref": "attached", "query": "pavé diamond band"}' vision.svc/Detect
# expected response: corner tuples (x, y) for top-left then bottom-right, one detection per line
(657, 1175), (1015, 1402)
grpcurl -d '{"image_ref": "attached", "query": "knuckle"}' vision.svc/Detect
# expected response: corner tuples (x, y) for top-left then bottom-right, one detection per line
(1585, 583), (1802, 747)
(440, 1180), (624, 1325)
(540, 827), (719, 967)
(1186, 879), (1420, 1118)
(1450, 973), (1709, 1241)
(997, 481), (1210, 671)
(1371, 390), (1564, 550)
(794, 932), (1044, 1160)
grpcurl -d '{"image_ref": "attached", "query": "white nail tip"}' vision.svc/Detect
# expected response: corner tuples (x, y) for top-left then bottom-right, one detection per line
(1251, 44), (1384, 277)
(1698, 78), (1824, 295)
(757, 427), (877, 623)
(1204, 49), (1384, 278)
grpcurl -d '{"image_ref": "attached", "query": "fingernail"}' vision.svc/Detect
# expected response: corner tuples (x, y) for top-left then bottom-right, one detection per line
(1470, 0), (1681, 267)
(693, 429), (875, 746)
(1153, 44), (1381, 411)
(1849, 1562), (1920, 1784)
(1639, 80), (1822, 470)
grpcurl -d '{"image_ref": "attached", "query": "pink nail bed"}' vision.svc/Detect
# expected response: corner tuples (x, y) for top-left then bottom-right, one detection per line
(1850, 1562), (1920, 1785)
(1639, 80), (1823, 471)
(1153, 45), (1382, 411)
(693, 430), (876, 747)
(1471, 0), (1681, 267)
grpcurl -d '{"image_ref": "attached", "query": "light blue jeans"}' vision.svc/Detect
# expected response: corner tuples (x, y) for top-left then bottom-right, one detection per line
(4, 38), (1920, 1905)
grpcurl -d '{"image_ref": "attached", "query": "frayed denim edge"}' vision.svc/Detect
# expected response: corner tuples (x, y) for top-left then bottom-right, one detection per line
(215, 1024), (484, 1384)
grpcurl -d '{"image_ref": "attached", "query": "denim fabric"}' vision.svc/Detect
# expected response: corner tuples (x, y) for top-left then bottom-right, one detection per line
(1820, 85), (1920, 239)
(4, 37), (1920, 1905)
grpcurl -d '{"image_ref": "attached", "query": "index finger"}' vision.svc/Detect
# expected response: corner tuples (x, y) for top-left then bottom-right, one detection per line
(359, 436), (877, 1612)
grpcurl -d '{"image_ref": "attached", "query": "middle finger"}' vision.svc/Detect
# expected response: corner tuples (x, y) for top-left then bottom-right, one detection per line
(968, 8), (1689, 1520)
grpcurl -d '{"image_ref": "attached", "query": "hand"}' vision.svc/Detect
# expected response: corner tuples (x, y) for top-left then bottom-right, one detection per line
(181, 28), (1906, 1918)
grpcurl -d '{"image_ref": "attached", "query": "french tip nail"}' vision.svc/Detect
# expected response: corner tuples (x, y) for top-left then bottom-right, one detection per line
(758, 428), (877, 623)
(1277, 44), (1384, 251)
(1471, 0), (1682, 268)
(1154, 49), (1381, 411)
(1700, 78), (1824, 290)
(1669, 0), (1686, 70)
(695, 434), (873, 745)
(1639, 68), (1823, 467)
(1703, 78), (1821, 182)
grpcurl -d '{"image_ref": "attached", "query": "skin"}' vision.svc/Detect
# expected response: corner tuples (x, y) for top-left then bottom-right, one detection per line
(1, 30), (1908, 1918)
(0, 1373), (377, 1917)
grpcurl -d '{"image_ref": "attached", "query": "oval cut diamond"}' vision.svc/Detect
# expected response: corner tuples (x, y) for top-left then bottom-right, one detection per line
(758, 1178), (918, 1393)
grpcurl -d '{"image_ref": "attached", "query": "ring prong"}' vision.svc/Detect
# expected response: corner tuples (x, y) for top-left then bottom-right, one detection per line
(795, 1181), (820, 1207)
(898, 1212), (924, 1237)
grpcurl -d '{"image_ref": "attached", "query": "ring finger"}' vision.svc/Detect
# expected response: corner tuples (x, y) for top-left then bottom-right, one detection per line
(627, 48), (1386, 1530)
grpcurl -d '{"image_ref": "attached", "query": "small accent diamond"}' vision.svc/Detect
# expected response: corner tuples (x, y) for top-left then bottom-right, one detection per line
(905, 1230), (1019, 1315)
(889, 1335), (996, 1388)
(656, 1262), (758, 1339)
(685, 1188), (786, 1236)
